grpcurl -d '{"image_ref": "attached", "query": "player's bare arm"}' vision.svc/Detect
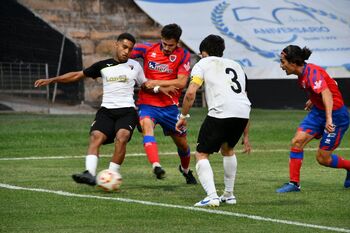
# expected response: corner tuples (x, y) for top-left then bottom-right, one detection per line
(321, 88), (334, 133)
(304, 99), (313, 111)
(175, 82), (199, 132)
(34, 71), (86, 87)
(145, 74), (188, 89)
(141, 81), (178, 97)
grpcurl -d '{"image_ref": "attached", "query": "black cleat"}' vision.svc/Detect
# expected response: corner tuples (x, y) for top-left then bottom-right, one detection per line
(179, 165), (197, 184)
(72, 170), (96, 186)
(153, 166), (166, 179)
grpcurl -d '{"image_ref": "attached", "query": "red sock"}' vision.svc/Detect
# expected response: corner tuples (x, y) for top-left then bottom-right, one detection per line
(178, 148), (191, 170)
(331, 154), (350, 170)
(289, 148), (304, 183)
(143, 136), (159, 164)
(289, 158), (303, 183)
(180, 156), (190, 170)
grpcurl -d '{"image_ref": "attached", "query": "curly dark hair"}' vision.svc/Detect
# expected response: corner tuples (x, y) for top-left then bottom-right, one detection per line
(281, 45), (312, 65)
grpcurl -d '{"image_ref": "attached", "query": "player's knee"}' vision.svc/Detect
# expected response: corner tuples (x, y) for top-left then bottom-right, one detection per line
(90, 131), (105, 145)
(115, 132), (130, 145)
(316, 151), (332, 166)
(291, 137), (304, 149)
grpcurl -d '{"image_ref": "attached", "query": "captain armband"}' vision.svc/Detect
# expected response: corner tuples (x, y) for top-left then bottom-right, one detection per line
(190, 75), (204, 86)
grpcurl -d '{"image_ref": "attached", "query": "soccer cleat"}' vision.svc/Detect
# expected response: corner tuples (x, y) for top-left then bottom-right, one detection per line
(194, 197), (220, 207)
(72, 170), (96, 186)
(153, 166), (166, 179)
(178, 165), (197, 184)
(219, 194), (237, 204)
(276, 182), (301, 193)
(344, 170), (350, 188)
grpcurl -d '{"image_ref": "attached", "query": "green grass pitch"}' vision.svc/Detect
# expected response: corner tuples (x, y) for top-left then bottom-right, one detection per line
(0, 108), (349, 233)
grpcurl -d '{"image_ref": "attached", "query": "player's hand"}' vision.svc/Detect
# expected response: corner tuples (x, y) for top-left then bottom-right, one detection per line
(304, 99), (313, 111)
(145, 80), (158, 88)
(325, 120), (335, 133)
(159, 86), (179, 98)
(242, 136), (251, 154)
(175, 118), (186, 133)
(34, 79), (51, 87)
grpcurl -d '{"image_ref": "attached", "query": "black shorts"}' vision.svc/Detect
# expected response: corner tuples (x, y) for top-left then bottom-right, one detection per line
(196, 116), (249, 154)
(90, 107), (138, 145)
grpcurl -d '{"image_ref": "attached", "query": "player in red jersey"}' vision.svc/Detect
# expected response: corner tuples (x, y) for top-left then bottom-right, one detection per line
(276, 45), (350, 193)
(130, 24), (197, 184)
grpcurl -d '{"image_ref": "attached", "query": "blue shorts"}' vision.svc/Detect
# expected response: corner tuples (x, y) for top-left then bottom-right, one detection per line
(138, 104), (186, 136)
(298, 106), (349, 151)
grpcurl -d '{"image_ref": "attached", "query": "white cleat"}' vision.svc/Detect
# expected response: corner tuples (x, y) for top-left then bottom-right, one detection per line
(194, 197), (220, 207)
(219, 194), (237, 204)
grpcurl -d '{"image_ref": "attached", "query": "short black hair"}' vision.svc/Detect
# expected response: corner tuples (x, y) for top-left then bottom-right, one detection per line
(161, 24), (182, 42)
(117, 32), (136, 45)
(281, 45), (312, 66)
(199, 34), (225, 57)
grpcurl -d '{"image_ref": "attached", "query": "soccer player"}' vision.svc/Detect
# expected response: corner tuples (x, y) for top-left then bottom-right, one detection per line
(176, 34), (251, 207)
(34, 33), (148, 186)
(130, 23), (197, 184)
(276, 45), (350, 193)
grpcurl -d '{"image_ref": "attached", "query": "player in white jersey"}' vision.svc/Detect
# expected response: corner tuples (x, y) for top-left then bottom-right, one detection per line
(176, 34), (251, 207)
(34, 33), (149, 186)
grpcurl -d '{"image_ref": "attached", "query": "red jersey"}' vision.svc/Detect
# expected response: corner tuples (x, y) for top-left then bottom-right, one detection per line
(298, 63), (344, 110)
(130, 42), (191, 107)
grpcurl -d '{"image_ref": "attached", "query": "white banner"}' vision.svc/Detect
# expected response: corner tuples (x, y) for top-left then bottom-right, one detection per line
(134, 0), (350, 79)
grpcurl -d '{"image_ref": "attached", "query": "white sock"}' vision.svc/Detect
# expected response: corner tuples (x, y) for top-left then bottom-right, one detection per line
(109, 162), (121, 173)
(85, 154), (98, 176)
(196, 159), (218, 198)
(152, 162), (161, 168)
(223, 154), (237, 194)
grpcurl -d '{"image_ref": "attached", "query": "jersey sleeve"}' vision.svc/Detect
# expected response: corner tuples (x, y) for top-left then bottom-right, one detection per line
(130, 43), (152, 59)
(307, 66), (328, 94)
(190, 62), (204, 87)
(135, 63), (147, 86)
(83, 61), (102, 79)
(177, 49), (191, 76)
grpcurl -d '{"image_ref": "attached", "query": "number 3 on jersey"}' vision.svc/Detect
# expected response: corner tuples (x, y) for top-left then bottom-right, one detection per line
(225, 68), (242, 93)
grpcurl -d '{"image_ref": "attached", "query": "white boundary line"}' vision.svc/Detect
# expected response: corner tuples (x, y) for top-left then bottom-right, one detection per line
(0, 147), (349, 161)
(0, 183), (349, 233)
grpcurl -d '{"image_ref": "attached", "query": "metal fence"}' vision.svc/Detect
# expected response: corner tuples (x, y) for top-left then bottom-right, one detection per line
(0, 62), (49, 99)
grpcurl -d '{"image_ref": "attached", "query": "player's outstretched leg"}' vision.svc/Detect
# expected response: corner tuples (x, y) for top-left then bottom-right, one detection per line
(276, 148), (303, 193)
(195, 159), (219, 207)
(72, 154), (98, 186)
(143, 135), (165, 179)
(178, 148), (197, 184)
(72, 170), (96, 186)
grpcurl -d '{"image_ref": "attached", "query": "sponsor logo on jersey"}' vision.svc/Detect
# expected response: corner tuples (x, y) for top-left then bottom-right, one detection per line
(313, 80), (322, 90)
(148, 61), (173, 73)
(169, 55), (177, 62)
(183, 61), (191, 71)
(106, 63), (114, 67)
(106, 75), (128, 82)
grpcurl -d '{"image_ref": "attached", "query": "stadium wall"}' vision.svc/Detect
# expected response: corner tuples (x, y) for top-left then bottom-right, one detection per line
(0, 0), (83, 104)
(4, 0), (350, 109)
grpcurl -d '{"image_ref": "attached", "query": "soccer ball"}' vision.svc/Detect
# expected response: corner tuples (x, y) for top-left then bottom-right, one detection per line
(96, 169), (122, 192)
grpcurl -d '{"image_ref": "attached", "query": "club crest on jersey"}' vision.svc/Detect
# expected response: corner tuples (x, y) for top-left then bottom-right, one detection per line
(169, 55), (177, 62)
(148, 61), (172, 73)
(129, 65), (134, 70)
(151, 52), (157, 58)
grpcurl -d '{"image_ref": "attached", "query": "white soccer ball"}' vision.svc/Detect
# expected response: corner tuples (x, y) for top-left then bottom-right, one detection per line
(96, 169), (122, 192)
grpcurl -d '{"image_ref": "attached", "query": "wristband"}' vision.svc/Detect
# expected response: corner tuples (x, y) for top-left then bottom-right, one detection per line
(180, 113), (190, 119)
(153, 85), (160, 93)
